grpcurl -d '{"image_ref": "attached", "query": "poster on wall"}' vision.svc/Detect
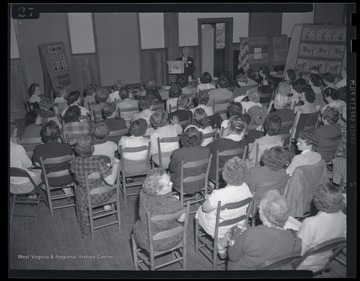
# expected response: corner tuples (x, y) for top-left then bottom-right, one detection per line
(38, 41), (77, 98)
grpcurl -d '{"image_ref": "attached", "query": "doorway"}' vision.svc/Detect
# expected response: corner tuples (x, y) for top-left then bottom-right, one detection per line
(198, 18), (233, 78)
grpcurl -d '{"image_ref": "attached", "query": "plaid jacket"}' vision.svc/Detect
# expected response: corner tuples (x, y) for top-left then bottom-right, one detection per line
(62, 121), (90, 145)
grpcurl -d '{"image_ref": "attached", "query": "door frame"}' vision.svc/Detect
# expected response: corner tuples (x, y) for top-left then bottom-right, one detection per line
(197, 17), (233, 77)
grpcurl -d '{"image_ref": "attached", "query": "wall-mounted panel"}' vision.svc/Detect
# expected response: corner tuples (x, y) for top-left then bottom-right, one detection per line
(10, 59), (27, 119)
(94, 13), (141, 86)
(179, 13), (249, 46)
(68, 13), (95, 54)
(139, 13), (165, 49)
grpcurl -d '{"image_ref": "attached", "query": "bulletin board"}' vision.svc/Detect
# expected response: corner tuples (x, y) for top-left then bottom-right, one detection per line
(284, 24), (346, 75)
(38, 42), (77, 98)
(271, 35), (290, 67)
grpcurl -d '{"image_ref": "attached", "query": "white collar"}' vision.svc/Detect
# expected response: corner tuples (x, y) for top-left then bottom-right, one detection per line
(300, 149), (311, 154)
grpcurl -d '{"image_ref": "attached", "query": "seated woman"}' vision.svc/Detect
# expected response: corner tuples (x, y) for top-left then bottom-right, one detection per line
(62, 90), (90, 119)
(247, 115), (283, 168)
(224, 190), (302, 270)
(27, 83), (43, 109)
(83, 83), (98, 111)
(62, 105), (90, 146)
(321, 87), (346, 116)
(207, 115), (248, 186)
(133, 168), (185, 251)
(116, 86), (140, 126)
(297, 182), (346, 272)
(37, 97), (55, 119)
(109, 79), (126, 102)
(273, 82), (292, 110)
(145, 85), (163, 102)
(90, 122), (118, 162)
(286, 129), (322, 176)
(10, 120), (42, 196)
(233, 73), (255, 99)
(32, 121), (74, 194)
(293, 86), (318, 115)
(118, 118), (149, 161)
(195, 156), (253, 245)
(166, 82), (182, 113)
(289, 78), (308, 109)
(169, 127), (210, 192)
(220, 101), (243, 136)
(70, 135), (120, 237)
(307, 73), (325, 111)
(197, 71), (216, 93)
(131, 96), (154, 126)
(191, 90), (214, 117)
(20, 110), (43, 142)
(235, 88), (262, 113)
(176, 74), (196, 95)
(101, 101), (127, 131)
(207, 75), (233, 106)
(54, 86), (68, 106)
(246, 146), (290, 196)
(167, 94), (193, 128)
(149, 110), (182, 168)
(315, 106), (342, 163)
(185, 108), (214, 147)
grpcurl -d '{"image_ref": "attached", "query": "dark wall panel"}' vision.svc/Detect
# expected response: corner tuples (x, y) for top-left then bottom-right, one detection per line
(249, 13), (282, 37)
(72, 53), (100, 93)
(10, 59), (28, 120)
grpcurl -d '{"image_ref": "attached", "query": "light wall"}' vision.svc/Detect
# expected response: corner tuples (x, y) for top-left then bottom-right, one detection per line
(281, 10), (314, 37)
(68, 13), (95, 54)
(139, 13), (165, 49)
(179, 13), (249, 46)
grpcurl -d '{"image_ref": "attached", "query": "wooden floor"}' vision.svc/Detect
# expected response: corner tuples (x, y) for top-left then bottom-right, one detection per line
(9, 191), (347, 278)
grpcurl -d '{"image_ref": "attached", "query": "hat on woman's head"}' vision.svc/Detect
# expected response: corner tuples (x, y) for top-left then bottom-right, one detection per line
(74, 135), (94, 157)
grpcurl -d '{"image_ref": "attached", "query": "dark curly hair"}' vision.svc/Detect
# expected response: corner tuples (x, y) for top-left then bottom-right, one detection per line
(261, 146), (288, 171)
(322, 106), (340, 125)
(200, 72), (212, 84)
(102, 102), (116, 119)
(308, 73), (323, 87)
(195, 91), (210, 105)
(176, 74), (188, 88)
(192, 108), (210, 129)
(222, 156), (249, 186)
(303, 87), (316, 103)
(142, 168), (168, 195)
(119, 86), (130, 100)
(226, 102), (243, 119)
(66, 90), (81, 106)
(228, 115), (246, 135)
(264, 115), (282, 136)
(217, 75), (229, 89)
(27, 83), (39, 97)
(322, 72), (335, 83)
(286, 69), (297, 81)
(290, 78), (308, 93)
(24, 110), (38, 126)
(323, 87), (340, 101)
(63, 105), (81, 124)
(313, 182), (344, 213)
(181, 126), (203, 147)
(40, 121), (61, 143)
(259, 66), (270, 77)
(168, 82), (182, 99)
(130, 118), (147, 137)
(298, 129), (319, 151)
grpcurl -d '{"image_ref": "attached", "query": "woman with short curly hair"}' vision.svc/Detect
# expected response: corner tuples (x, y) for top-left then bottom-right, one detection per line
(224, 190), (302, 270)
(133, 168), (186, 252)
(185, 108), (214, 146)
(196, 156), (253, 242)
(294, 86), (318, 115)
(246, 146), (290, 200)
(149, 109), (183, 168)
(191, 90), (214, 116)
(297, 182), (346, 272)
(169, 126), (210, 193)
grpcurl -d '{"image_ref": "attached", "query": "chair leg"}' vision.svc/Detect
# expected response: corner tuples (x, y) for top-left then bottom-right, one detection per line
(35, 194), (42, 222)
(194, 218), (199, 252)
(183, 244), (187, 270)
(131, 234), (139, 270)
(10, 194), (16, 223)
(88, 206), (94, 238)
(45, 187), (54, 216)
(116, 193), (121, 232)
(213, 239), (218, 270)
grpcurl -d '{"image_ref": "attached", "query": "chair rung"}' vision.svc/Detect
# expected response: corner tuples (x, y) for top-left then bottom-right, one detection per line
(13, 214), (37, 218)
(93, 211), (117, 219)
(154, 245), (182, 257)
(51, 194), (74, 200)
(14, 201), (39, 205)
(198, 248), (213, 263)
(93, 221), (119, 230)
(52, 203), (75, 209)
(154, 257), (183, 270)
